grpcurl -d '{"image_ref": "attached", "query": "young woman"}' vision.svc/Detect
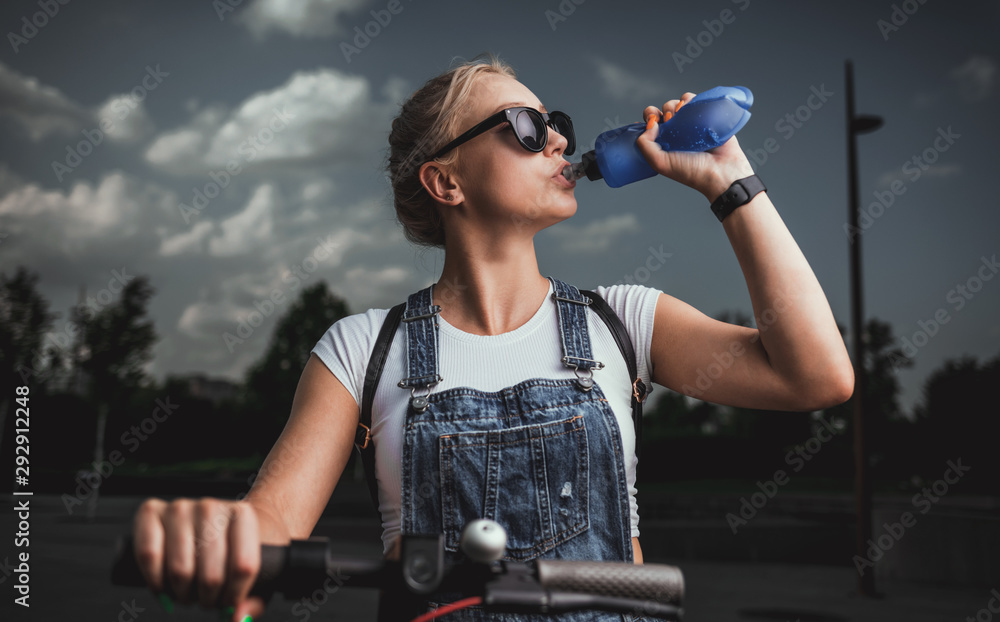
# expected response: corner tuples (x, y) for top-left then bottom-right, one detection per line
(131, 56), (854, 622)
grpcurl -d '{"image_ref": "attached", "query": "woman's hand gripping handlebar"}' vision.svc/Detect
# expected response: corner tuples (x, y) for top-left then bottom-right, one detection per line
(112, 518), (685, 620)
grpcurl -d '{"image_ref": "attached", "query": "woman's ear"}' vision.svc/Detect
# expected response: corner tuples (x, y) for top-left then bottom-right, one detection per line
(419, 161), (462, 204)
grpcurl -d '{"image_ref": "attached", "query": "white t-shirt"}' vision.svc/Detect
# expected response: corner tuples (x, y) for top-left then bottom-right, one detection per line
(311, 281), (661, 554)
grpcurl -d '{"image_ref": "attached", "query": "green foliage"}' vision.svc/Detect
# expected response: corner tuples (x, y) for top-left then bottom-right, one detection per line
(0, 266), (59, 388)
(642, 390), (724, 440)
(71, 276), (158, 398)
(911, 352), (999, 491)
(826, 318), (912, 479)
(241, 282), (350, 450)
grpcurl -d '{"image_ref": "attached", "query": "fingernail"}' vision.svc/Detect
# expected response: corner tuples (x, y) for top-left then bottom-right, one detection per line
(646, 116), (656, 132)
(218, 605), (235, 621)
(241, 616), (253, 622)
(157, 592), (174, 613)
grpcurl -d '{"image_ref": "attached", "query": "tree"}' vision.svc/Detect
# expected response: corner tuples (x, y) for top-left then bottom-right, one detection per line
(1, 266), (59, 387)
(706, 308), (812, 449)
(826, 318), (914, 481)
(69, 275), (157, 515)
(643, 389), (721, 440)
(0, 266), (59, 461)
(912, 352), (999, 492)
(242, 282), (350, 451)
(71, 276), (158, 398)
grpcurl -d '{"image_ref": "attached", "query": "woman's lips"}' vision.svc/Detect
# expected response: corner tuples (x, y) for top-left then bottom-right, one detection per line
(553, 163), (576, 188)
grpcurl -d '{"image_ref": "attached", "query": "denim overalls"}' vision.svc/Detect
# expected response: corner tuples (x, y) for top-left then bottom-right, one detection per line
(389, 277), (647, 622)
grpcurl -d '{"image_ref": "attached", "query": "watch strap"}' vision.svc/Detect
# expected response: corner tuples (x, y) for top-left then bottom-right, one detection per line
(710, 175), (766, 222)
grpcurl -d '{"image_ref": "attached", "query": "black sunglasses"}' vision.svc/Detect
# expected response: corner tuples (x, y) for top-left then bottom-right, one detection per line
(428, 106), (576, 161)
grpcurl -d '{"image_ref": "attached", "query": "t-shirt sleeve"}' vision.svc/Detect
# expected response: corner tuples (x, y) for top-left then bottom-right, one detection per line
(309, 308), (389, 407)
(593, 283), (661, 395)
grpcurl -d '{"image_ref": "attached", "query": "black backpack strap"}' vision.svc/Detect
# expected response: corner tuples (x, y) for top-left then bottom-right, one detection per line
(581, 290), (648, 463)
(355, 302), (405, 512)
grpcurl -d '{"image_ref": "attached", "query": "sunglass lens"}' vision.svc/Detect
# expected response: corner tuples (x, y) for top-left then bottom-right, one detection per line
(551, 112), (575, 155)
(514, 109), (546, 151)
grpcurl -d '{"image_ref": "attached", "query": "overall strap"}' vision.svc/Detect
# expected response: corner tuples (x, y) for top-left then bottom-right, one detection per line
(355, 302), (405, 512)
(397, 286), (443, 395)
(580, 289), (648, 463)
(549, 278), (605, 380)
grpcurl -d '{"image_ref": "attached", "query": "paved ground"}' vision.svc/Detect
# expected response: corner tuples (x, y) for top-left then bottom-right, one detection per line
(0, 494), (987, 622)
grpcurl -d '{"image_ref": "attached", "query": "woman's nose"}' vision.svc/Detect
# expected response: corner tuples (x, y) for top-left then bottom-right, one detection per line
(545, 125), (569, 155)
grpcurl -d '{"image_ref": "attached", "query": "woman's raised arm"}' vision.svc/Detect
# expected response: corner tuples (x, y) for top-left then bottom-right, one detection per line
(637, 94), (854, 411)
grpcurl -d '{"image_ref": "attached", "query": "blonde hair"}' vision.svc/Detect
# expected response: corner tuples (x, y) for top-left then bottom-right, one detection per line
(386, 54), (517, 247)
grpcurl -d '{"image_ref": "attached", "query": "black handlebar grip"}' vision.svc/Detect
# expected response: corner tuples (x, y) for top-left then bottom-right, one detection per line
(110, 535), (289, 598)
(110, 536), (146, 587)
(535, 560), (684, 606)
(111, 534), (344, 598)
(255, 544), (288, 595)
(111, 534), (288, 594)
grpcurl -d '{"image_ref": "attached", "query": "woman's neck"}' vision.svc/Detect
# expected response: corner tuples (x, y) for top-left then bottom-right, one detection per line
(435, 232), (549, 336)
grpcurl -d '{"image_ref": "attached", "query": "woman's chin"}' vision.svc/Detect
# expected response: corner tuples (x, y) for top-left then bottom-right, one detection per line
(558, 198), (579, 220)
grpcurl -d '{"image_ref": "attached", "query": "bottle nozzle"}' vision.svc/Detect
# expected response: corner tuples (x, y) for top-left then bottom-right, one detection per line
(561, 151), (603, 183)
(562, 161), (589, 182)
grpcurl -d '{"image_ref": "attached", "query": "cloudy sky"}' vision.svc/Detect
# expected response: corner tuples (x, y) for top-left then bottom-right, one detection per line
(1, 0), (997, 413)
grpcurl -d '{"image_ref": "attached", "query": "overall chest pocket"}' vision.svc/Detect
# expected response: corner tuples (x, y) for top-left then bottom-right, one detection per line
(438, 414), (590, 561)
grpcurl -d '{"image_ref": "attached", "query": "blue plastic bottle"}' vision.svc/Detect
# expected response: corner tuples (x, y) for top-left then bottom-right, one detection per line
(567, 86), (753, 188)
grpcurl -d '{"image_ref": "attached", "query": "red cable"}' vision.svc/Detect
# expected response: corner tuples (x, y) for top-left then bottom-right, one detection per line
(409, 596), (483, 622)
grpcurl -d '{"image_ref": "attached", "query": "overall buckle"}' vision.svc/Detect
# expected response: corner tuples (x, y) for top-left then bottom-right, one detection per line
(632, 378), (648, 404)
(355, 422), (372, 449)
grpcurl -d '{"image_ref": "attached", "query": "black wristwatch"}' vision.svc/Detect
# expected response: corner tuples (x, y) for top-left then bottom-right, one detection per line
(710, 175), (766, 222)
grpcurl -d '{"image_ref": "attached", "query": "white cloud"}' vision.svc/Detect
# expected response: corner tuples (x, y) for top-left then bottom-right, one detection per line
(0, 61), (93, 140)
(919, 163), (963, 179)
(542, 214), (640, 253)
(592, 57), (663, 103)
(381, 75), (411, 105)
(177, 301), (232, 340)
(145, 68), (383, 176)
(144, 105), (230, 175)
(950, 55), (996, 102)
(158, 179), (381, 261)
(209, 184), (279, 257)
(175, 226), (357, 341)
(160, 220), (215, 257)
(0, 172), (176, 256)
(342, 264), (408, 303)
(876, 164), (963, 189)
(0, 61), (166, 148)
(237, 0), (369, 39)
(95, 93), (156, 143)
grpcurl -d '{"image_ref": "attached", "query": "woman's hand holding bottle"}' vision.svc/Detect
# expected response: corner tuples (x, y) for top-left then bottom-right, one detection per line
(636, 92), (755, 202)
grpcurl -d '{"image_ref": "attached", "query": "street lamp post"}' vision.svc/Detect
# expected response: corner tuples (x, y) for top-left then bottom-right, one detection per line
(845, 59), (883, 597)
